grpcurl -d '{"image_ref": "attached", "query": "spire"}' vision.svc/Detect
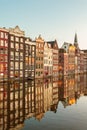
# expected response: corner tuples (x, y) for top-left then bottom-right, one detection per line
(74, 33), (78, 43)
(74, 33), (80, 50)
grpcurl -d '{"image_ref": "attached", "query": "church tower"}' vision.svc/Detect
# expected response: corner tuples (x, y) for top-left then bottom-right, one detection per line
(74, 33), (78, 48)
(74, 33), (80, 53)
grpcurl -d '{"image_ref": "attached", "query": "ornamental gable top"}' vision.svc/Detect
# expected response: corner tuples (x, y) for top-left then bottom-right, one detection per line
(9, 26), (25, 36)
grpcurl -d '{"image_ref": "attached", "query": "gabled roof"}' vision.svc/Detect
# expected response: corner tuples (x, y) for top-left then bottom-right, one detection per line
(59, 48), (66, 53)
(35, 35), (44, 43)
(47, 40), (58, 49)
(61, 42), (72, 52)
(9, 25), (25, 36)
(47, 41), (54, 48)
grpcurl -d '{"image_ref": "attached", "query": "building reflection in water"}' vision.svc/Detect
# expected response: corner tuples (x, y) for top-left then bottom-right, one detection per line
(0, 74), (87, 130)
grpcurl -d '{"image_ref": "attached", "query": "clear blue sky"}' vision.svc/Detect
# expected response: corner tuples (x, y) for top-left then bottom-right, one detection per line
(0, 0), (87, 49)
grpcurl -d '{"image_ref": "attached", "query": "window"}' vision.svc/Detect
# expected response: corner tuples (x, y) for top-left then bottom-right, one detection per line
(32, 46), (35, 51)
(38, 72), (40, 76)
(10, 62), (14, 70)
(1, 32), (4, 38)
(11, 36), (14, 41)
(20, 62), (23, 69)
(20, 44), (23, 49)
(15, 37), (19, 42)
(20, 52), (23, 60)
(5, 56), (8, 62)
(41, 64), (43, 68)
(4, 64), (8, 71)
(5, 41), (8, 47)
(15, 43), (19, 50)
(15, 62), (19, 69)
(11, 42), (14, 48)
(25, 50), (28, 56)
(0, 72), (4, 78)
(25, 72), (28, 77)
(25, 45), (28, 50)
(10, 51), (14, 60)
(5, 33), (8, 39)
(15, 71), (19, 77)
(0, 48), (4, 54)
(15, 52), (19, 56)
(20, 71), (23, 77)
(10, 71), (14, 77)
(20, 38), (23, 42)
(4, 49), (8, 54)
(1, 40), (4, 46)
(39, 44), (40, 48)
(0, 64), (4, 71)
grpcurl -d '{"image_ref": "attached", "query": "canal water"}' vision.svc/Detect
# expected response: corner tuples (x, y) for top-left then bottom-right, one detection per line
(0, 74), (87, 130)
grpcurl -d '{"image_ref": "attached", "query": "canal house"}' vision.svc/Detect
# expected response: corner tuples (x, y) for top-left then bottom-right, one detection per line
(0, 27), (9, 81)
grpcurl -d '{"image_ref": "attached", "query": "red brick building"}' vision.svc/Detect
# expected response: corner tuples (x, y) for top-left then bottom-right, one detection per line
(47, 40), (59, 78)
(0, 26), (36, 81)
(0, 28), (9, 81)
(59, 48), (68, 76)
